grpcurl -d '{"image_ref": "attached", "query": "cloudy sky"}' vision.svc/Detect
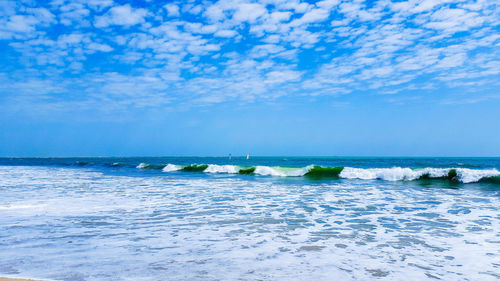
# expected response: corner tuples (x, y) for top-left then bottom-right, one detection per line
(0, 0), (499, 156)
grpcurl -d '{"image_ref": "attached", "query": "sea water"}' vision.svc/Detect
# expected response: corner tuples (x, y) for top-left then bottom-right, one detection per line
(0, 157), (499, 280)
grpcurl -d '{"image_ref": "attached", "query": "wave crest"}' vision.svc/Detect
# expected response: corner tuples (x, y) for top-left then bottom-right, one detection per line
(204, 164), (239, 174)
(152, 163), (500, 184)
(136, 163), (166, 170)
(162, 164), (181, 172)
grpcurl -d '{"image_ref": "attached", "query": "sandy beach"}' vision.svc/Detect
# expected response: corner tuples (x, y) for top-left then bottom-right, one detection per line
(0, 277), (40, 281)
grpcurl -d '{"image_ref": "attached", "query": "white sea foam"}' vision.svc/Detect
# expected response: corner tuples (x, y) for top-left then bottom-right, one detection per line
(456, 168), (500, 183)
(339, 167), (499, 183)
(136, 162), (149, 169)
(1, 165), (500, 280)
(340, 167), (450, 181)
(253, 165), (315, 177)
(204, 164), (239, 174)
(254, 166), (286, 176)
(159, 163), (499, 183)
(281, 165), (315, 176)
(340, 167), (418, 181)
(420, 167), (450, 178)
(0, 204), (47, 210)
(162, 164), (181, 172)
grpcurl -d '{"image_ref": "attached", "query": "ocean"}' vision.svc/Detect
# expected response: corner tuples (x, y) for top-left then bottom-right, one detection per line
(0, 157), (499, 280)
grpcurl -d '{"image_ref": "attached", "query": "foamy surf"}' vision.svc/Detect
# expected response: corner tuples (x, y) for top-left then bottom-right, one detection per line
(254, 166), (287, 176)
(456, 168), (500, 183)
(136, 162), (166, 170)
(204, 164), (239, 174)
(2, 162), (500, 281)
(162, 164), (181, 172)
(339, 167), (500, 183)
(0, 203), (47, 210)
(155, 163), (500, 184)
(252, 165), (313, 177)
(339, 167), (450, 181)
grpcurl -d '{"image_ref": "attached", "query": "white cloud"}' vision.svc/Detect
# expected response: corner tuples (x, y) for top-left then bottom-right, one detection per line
(269, 11), (292, 23)
(266, 70), (302, 84)
(0, 7), (55, 39)
(165, 4), (180, 17)
(184, 23), (218, 34)
(87, 42), (113, 52)
(232, 3), (267, 23)
(204, 5), (225, 22)
(4, 15), (38, 33)
(85, 0), (114, 11)
(250, 44), (286, 58)
(214, 29), (238, 37)
(199, 24), (218, 34)
(435, 53), (467, 69)
(424, 8), (484, 33)
(182, 4), (203, 15)
(94, 4), (147, 28)
(316, 0), (340, 10)
(290, 8), (330, 27)
(0, 0), (499, 113)
(57, 3), (90, 26)
(27, 8), (56, 25)
(412, 0), (450, 13)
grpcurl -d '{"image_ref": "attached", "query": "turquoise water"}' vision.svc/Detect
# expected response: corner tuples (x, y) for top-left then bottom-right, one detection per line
(1, 156), (499, 183)
(2, 156), (499, 170)
(0, 157), (499, 280)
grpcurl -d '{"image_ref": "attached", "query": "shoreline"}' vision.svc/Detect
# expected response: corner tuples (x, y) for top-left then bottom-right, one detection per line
(0, 277), (42, 281)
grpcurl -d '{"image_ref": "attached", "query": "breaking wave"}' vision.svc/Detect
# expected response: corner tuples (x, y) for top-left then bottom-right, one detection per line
(162, 164), (181, 172)
(204, 164), (239, 174)
(137, 163), (500, 184)
(136, 163), (166, 170)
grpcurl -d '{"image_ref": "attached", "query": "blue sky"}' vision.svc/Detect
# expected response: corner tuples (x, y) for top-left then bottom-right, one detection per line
(0, 0), (499, 156)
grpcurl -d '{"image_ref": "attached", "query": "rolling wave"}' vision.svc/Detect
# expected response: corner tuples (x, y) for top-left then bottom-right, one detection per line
(135, 163), (500, 184)
(136, 163), (166, 170)
(162, 164), (181, 172)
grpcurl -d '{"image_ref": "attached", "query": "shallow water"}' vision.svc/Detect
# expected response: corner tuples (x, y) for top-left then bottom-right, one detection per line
(0, 158), (499, 280)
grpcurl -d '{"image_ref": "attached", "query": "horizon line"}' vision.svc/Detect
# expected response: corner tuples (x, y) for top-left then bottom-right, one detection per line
(1, 155), (500, 158)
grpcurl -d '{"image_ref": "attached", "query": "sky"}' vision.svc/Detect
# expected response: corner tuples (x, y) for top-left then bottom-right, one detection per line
(0, 0), (499, 157)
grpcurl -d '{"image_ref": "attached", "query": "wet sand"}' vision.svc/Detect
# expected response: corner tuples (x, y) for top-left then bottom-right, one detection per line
(0, 277), (40, 281)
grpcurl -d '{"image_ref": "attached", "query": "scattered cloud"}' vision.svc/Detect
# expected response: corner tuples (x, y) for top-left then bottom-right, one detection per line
(0, 0), (499, 113)
(94, 4), (147, 28)
(165, 4), (180, 17)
